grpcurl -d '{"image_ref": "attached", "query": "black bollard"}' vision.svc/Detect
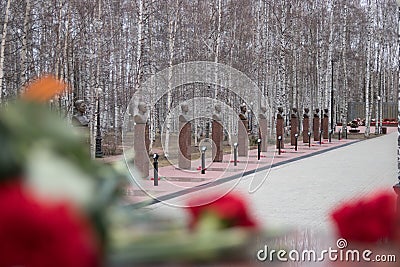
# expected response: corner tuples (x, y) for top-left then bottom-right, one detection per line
(319, 130), (323, 145)
(233, 143), (238, 166)
(338, 129), (341, 140)
(344, 127), (348, 139)
(294, 134), (298, 151)
(257, 139), (261, 160)
(278, 136), (282, 155)
(153, 153), (159, 186)
(308, 132), (311, 147)
(329, 130), (332, 143)
(201, 146), (207, 174)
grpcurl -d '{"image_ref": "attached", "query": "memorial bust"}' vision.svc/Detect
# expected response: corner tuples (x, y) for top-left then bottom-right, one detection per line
(291, 108), (298, 118)
(314, 108), (320, 118)
(179, 104), (190, 123)
(277, 107), (284, 119)
(259, 105), (267, 119)
(212, 104), (222, 121)
(72, 100), (89, 127)
(323, 108), (329, 118)
(134, 102), (148, 124)
(239, 104), (247, 121)
(303, 108), (310, 118)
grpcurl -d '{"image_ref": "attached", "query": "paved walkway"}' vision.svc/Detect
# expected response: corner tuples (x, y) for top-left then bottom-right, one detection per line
(124, 136), (358, 205)
(137, 129), (397, 233)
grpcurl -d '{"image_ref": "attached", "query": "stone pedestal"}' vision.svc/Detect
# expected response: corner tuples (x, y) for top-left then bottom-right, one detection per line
(323, 117), (329, 139)
(276, 118), (284, 149)
(303, 117), (309, 143)
(313, 117), (320, 141)
(258, 117), (268, 152)
(238, 119), (249, 156)
(178, 121), (191, 169)
(134, 123), (150, 178)
(72, 113), (90, 155)
(212, 120), (223, 162)
(290, 117), (298, 146)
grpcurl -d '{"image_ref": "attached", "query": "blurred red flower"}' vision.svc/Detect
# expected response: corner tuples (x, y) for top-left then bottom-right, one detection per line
(0, 180), (99, 267)
(331, 191), (397, 243)
(186, 193), (258, 230)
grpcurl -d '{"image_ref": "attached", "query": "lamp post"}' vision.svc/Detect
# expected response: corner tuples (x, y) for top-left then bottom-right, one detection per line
(201, 146), (207, 174)
(95, 88), (103, 158)
(233, 142), (238, 166)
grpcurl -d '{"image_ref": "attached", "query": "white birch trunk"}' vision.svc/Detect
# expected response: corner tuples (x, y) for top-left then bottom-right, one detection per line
(20, 0), (31, 90)
(341, 2), (348, 129)
(134, 0), (143, 94)
(0, 0), (12, 102)
(315, 16), (323, 110)
(277, 1), (287, 109)
(214, 0), (222, 99)
(61, 4), (70, 81)
(364, 0), (373, 137)
(325, 0), (334, 121)
(164, 0), (178, 157)
(55, 1), (62, 79)
(375, 45), (381, 134)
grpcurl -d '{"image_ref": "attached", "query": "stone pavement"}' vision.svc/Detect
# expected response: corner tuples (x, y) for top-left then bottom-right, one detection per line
(124, 135), (357, 206)
(133, 128), (397, 233)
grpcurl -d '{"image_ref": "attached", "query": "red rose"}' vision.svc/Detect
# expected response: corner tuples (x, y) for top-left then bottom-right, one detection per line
(186, 193), (258, 230)
(330, 191), (397, 243)
(0, 180), (100, 267)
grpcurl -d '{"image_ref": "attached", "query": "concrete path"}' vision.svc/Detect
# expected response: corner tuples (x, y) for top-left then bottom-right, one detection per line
(141, 130), (397, 232)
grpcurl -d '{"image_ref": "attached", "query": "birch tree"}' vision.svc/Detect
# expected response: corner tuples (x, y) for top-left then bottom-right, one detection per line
(0, 0), (11, 103)
(364, 0), (373, 137)
(340, 1), (349, 131)
(19, 0), (31, 91)
(214, 0), (222, 99)
(163, 0), (179, 157)
(325, 0), (334, 127)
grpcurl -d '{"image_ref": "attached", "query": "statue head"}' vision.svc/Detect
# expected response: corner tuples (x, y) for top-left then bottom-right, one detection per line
(304, 108), (309, 114)
(292, 107), (298, 113)
(278, 107), (283, 114)
(324, 108), (329, 114)
(215, 104), (221, 113)
(181, 104), (189, 113)
(74, 100), (86, 114)
(260, 105), (267, 113)
(138, 102), (147, 114)
(240, 104), (247, 114)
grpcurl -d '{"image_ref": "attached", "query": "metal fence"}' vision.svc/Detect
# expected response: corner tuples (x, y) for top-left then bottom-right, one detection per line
(347, 102), (398, 121)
